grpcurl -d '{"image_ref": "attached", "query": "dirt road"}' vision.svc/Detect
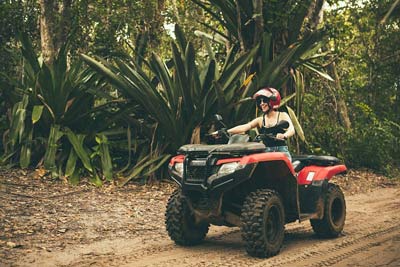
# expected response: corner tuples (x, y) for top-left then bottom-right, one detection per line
(1, 169), (399, 267)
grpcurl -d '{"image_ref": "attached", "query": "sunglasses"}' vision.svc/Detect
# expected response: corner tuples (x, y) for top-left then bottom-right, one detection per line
(256, 96), (270, 105)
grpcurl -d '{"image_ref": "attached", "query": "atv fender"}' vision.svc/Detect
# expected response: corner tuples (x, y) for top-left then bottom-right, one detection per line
(297, 165), (346, 219)
(239, 152), (299, 223)
(297, 165), (347, 185)
(239, 152), (295, 175)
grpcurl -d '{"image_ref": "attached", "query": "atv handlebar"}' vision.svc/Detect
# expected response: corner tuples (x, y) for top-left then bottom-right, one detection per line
(210, 128), (230, 139)
(254, 133), (286, 142)
(210, 115), (288, 143)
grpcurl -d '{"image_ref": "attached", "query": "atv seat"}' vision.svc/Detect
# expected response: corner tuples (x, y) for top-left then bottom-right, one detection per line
(178, 142), (266, 155)
(291, 155), (342, 172)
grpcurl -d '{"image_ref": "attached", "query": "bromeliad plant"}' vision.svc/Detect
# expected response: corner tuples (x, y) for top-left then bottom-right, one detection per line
(81, 25), (258, 184)
(192, 0), (335, 151)
(0, 34), (113, 185)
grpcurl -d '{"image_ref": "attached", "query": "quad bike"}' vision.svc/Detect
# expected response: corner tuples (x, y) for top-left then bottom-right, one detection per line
(165, 115), (347, 258)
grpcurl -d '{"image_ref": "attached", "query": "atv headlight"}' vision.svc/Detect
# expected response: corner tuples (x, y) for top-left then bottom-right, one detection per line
(218, 162), (239, 175)
(174, 162), (184, 176)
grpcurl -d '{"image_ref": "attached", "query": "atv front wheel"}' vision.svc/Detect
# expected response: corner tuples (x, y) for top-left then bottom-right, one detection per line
(241, 189), (285, 258)
(165, 189), (209, 246)
(310, 183), (346, 237)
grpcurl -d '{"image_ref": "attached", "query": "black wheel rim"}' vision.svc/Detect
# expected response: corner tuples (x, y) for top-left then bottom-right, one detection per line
(331, 197), (344, 226)
(265, 205), (281, 242)
(183, 207), (197, 228)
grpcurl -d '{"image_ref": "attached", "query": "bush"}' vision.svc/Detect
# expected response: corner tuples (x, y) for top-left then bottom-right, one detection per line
(301, 94), (399, 176)
(344, 103), (399, 175)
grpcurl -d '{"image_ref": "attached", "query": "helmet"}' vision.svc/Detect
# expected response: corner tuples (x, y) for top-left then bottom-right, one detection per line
(253, 87), (281, 109)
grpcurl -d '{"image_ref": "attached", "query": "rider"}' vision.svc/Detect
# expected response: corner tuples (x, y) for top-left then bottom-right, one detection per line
(225, 87), (295, 161)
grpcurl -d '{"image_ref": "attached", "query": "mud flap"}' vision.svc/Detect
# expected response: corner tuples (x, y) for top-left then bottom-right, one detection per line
(298, 179), (328, 219)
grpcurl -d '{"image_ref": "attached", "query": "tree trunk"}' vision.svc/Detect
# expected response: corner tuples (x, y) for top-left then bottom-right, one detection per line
(235, 0), (246, 53)
(252, 0), (263, 45)
(58, 0), (72, 51)
(310, 2), (352, 130)
(190, 126), (201, 144)
(40, 0), (72, 64)
(40, 0), (57, 64)
(396, 82), (400, 122)
(150, 0), (166, 46)
(141, 0), (166, 50)
(305, 0), (324, 33)
(327, 61), (352, 129)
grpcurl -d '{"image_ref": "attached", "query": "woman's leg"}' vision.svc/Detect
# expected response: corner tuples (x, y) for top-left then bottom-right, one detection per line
(265, 146), (292, 162)
(277, 146), (292, 162)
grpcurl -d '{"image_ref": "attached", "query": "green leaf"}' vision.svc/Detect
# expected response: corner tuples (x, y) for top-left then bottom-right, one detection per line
(90, 172), (103, 186)
(96, 134), (113, 181)
(218, 46), (258, 93)
(19, 32), (41, 74)
(65, 128), (93, 173)
(80, 54), (129, 92)
(20, 129), (33, 168)
(280, 93), (296, 107)
(260, 33), (272, 71)
(68, 169), (80, 185)
(171, 42), (193, 115)
(44, 124), (64, 175)
(174, 24), (187, 52)
(9, 95), (29, 146)
(32, 105), (44, 124)
(117, 126), (132, 174)
(65, 148), (78, 177)
(287, 106), (305, 142)
(303, 62), (334, 81)
(119, 154), (170, 186)
(194, 30), (227, 45)
(0, 151), (17, 165)
(141, 154), (170, 177)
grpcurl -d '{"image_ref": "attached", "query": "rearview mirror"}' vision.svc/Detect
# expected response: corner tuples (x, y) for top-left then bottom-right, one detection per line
(214, 114), (227, 128)
(214, 114), (223, 121)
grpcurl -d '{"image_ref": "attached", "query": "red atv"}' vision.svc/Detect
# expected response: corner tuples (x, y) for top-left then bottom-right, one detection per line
(165, 115), (347, 258)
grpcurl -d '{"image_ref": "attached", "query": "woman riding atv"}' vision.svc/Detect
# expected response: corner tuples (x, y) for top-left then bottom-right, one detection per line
(217, 87), (295, 161)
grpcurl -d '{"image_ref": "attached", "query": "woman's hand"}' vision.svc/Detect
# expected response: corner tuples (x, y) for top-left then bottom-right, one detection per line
(211, 129), (229, 138)
(276, 133), (287, 140)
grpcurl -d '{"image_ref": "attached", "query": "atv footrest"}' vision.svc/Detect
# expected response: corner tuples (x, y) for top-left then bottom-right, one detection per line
(299, 212), (319, 221)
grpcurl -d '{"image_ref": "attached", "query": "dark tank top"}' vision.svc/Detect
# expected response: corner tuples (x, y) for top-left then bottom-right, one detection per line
(259, 113), (286, 147)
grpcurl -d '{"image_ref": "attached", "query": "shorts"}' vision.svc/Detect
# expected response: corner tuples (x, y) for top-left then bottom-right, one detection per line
(265, 146), (292, 162)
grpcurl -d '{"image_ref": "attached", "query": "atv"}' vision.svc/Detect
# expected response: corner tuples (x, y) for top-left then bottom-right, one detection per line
(165, 115), (347, 258)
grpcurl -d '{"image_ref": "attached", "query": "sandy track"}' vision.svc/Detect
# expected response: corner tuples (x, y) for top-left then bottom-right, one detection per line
(16, 188), (400, 267)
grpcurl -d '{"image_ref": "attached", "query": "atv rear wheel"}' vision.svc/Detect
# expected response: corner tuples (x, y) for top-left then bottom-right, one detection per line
(311, 183), (346, 237)
(241, 189), (285, 258)
(165, 189), (209, 246)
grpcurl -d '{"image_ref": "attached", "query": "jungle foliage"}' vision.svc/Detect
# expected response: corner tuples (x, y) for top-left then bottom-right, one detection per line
(0, 0), (399, 183)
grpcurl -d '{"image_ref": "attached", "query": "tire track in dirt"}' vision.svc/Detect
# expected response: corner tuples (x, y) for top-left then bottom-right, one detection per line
(64, 228), (242, 267)
(115, 215), (399, 267)
(115, 223), (311, 267)
(115, 188), (400, 267)
(178, 224), (400, 267)
(261, 224), (400, 267)
(15, 188), (400, 267)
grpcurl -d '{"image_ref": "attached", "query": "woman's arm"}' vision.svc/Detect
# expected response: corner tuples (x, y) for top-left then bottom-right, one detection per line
(227, 117), (261, 134)
(276, 112), (295, 139)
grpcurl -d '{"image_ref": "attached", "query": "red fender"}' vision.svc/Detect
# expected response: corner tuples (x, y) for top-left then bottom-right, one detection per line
(297, 165), (347, 185)
(169, 155), (184, 166)
(239, 152), (295, 175)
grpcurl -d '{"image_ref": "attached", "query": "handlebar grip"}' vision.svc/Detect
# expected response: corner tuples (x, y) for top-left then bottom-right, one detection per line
(255, 133), (285, 142)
